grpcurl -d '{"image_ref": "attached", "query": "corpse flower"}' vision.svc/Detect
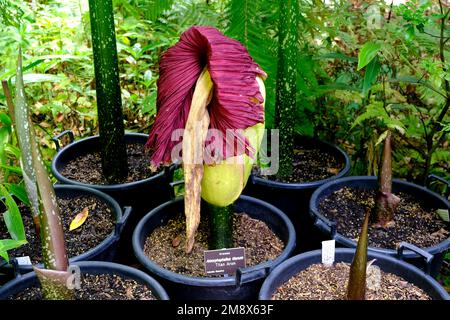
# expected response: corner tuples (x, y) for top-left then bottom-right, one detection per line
(146, 26), (266, 253)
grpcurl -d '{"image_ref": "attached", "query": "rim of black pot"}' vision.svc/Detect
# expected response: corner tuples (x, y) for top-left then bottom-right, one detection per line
(0, 261), (169, 300)
(251, 138), (351, 190)
(258, 248), (450, 300)
(132, 195), (296, 287)
(309, 176), (450, 258)
(11, 185), (123, 270)
(51, 133), (169, 191)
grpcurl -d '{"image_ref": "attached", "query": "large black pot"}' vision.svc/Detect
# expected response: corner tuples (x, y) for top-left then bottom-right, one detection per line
(259, 246), (450, 300)
(51, 131), (175, 263)
(0, 185), (129, 277)
(309, 176), (450, 277)
(133, 195), (296, 300)
(0, 261), (169, 300)
(243, 136), (351, 253)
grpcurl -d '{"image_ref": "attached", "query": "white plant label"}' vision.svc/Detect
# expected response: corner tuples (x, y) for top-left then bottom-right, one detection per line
(321, 240), (335, 266)
(16, 256), (32, 266)
(367, 260), (381, 290)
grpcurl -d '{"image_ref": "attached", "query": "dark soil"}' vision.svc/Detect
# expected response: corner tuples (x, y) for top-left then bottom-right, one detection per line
(11, 273), (156, 300)
(60, 143), (159, 185)
(318, 187), (449, 249)
(255, 144), (343, 183)
(272, 262), (430, 300)
(0, 196), (115, 264)
(144, 213), (285, 277)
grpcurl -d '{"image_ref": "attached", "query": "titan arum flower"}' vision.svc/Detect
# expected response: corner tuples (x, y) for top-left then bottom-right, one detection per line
(146, 26), (266, 253)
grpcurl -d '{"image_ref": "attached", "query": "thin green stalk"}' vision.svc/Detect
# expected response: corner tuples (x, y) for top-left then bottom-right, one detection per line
(88, 0), (128, 183)
(275, 0), (298, 178)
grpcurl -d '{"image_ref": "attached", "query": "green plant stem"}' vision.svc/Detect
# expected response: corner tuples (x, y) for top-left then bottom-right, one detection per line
(207, 203), (233, 249)
(346, 209), (370, 300)
(88, 0), (128, 184)
(275, 0), (298, 178)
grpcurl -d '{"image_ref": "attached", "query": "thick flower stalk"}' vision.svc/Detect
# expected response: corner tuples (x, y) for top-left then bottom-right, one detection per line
(275, 0), (298, 178)
(15, 50), (72, 299)
(146, 26), (266, 253)
(372, 131), (400, 228)
(88, 0), (128, 183)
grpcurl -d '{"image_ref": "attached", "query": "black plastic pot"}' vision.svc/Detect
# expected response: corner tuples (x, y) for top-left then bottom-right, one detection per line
(0, 185), (129, 276)
(51, 131), (175, 263)
(243, 136), (351, 253)
(259, 246), (450, 300)
(0, 261), (169, 300)
(133, 195), (296, 300)
(310, 176), (450, 277)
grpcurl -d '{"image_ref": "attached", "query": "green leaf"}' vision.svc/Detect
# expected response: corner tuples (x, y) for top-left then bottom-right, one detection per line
(22, 74), (66, 84)
(0, 113), (12, 127)
(362, 57), (381, 95)
(375, 130), (389, 146)
(0, 239), (27, 262)
(0, 164), (22, 174)
(4, 144), (21, 159)
(357, 42), (381, 71)
(5, 183), (30, 206)
(0, 185), (26, 241)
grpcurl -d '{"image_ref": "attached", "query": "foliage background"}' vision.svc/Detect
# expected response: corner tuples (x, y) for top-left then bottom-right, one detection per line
(0, 0), (448, 292)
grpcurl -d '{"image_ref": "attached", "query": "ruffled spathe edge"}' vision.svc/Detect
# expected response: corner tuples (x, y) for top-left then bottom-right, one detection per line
(146, 26), (266, 168)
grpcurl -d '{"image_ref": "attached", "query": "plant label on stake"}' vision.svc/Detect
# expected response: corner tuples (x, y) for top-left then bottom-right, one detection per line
(16, 255), (32, 266)
(322, 240), (335, 267)
(204, 247), (246, 276)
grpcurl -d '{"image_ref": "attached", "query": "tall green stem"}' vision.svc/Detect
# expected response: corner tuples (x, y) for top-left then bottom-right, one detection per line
(88, 0), (128, 183)
(275, 0), (298, 178)
(208, 203), (233, 249)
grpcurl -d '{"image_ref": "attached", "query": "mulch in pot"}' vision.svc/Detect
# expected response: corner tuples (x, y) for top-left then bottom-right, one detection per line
(254, 143), (344, 183)
(0, 195), (115, 264)
(144, 213), (285, 277)
(10, 273), (156, 300)
(60, 143), (160, 185)
(272, 262), (430, 300)
(318, 186), (449, 249)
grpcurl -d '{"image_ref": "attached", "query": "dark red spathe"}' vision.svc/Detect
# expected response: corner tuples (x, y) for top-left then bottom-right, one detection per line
(146, 26), (266, 167)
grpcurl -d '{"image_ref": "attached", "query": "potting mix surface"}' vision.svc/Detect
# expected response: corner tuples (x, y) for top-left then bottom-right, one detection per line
(0, 195), (115, 264)
(272, 262), (430, 300)
(256, 144), (344, 183)
(11, 273), (156, 300)
(60, 143), (160, 184)
(144, 213), (285, 277)
(318, 186), (449, 249)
